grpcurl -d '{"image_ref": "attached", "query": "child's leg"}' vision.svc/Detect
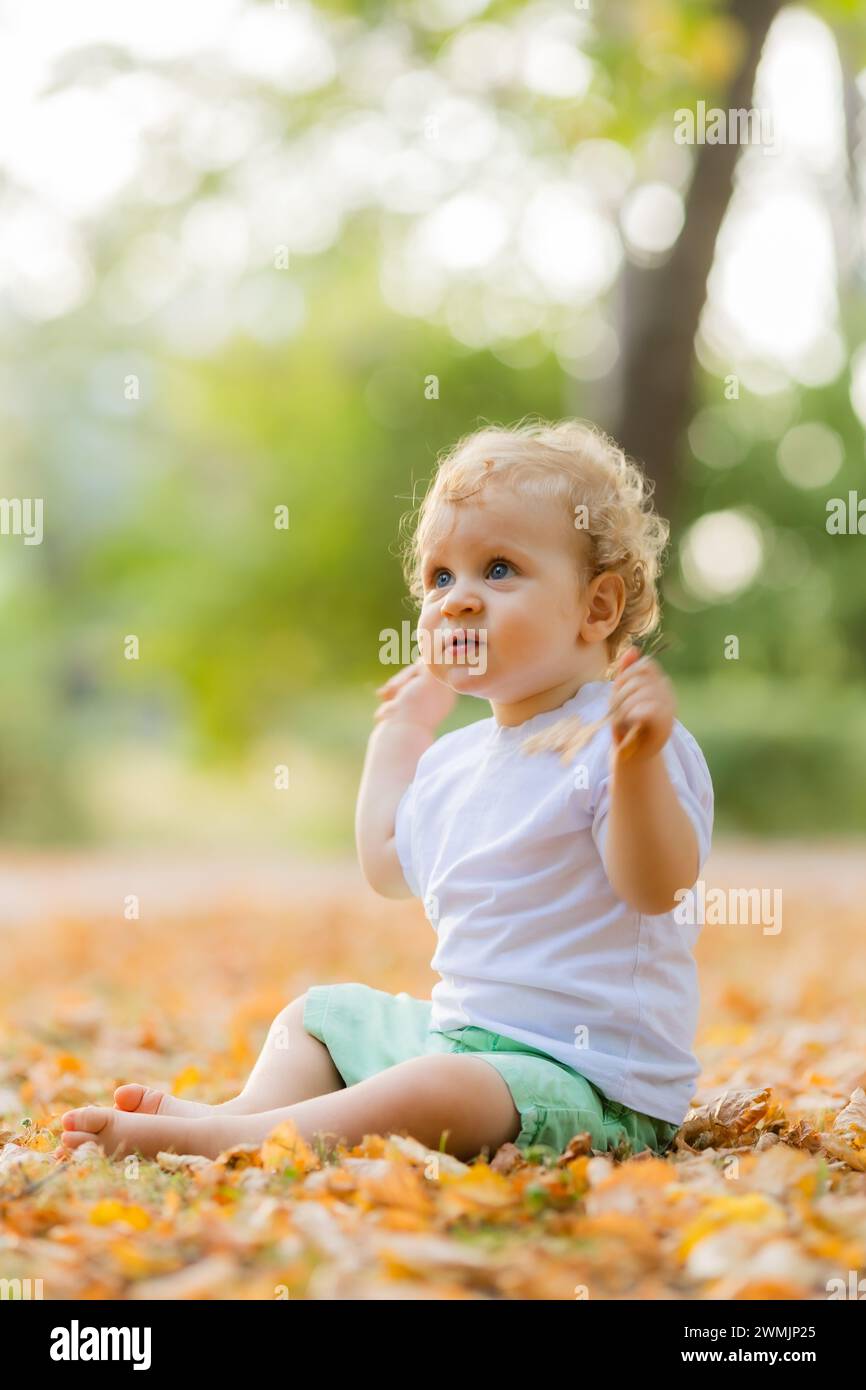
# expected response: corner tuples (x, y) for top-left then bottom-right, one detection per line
(224, 994), (346, 1112)
(114, 994), (344, 1118)
(65, 1053), (523, 1163)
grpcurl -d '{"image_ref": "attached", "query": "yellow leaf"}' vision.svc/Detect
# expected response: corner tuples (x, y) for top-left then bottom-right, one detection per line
(260, 1120), (317, 1174)
(214, 1144), (261, 1172)
(818, 1087), (866, 1170)
(356, 1164), (433, 1214)
(440, 1161), (515, 1210)
(89, 1199), (151, 1230)
(807, 1232), (864, 1266)
(171, 1065), (202, 1096)
(109, 1239), (160, 1278)
(677, 1193), (784, 1260)
(565, 1155), (590, 1186)
(831, 1088), (866, 1148)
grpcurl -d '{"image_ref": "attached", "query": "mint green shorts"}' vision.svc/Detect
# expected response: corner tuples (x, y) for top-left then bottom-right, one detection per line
(302, 982), (679, 1159)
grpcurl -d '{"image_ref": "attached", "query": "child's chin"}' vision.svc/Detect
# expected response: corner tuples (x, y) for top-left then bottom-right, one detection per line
(445, 666), (490, 690)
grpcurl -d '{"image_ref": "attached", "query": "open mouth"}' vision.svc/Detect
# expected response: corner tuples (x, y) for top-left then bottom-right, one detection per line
(444, 631), (485, 657)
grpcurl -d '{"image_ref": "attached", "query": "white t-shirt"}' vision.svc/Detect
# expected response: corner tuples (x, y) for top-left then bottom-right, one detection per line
(393, 678), (714, 1125)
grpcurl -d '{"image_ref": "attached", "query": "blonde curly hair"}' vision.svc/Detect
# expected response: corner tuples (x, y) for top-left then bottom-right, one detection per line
(399, 416), (670, 675)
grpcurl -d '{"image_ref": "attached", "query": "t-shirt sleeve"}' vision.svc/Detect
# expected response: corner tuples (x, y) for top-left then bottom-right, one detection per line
(590, 722), (714, 883)
(393, 778), (421, 897)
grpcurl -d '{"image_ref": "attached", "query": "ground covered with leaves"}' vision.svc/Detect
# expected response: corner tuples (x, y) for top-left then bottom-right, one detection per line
(1, 847), (865, 1300)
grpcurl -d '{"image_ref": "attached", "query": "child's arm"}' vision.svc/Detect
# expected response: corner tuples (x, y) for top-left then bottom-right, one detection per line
(605, 753), (700, 915)
(355, 659), (457, 898)
(602, 649), (700, 915)
(356, 717), (434, 898)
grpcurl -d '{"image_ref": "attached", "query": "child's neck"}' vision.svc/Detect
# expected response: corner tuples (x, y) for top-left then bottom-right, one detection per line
(490, 660), (608, 729)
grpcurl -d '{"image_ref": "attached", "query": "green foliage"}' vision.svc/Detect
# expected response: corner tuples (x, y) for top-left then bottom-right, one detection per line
(2, 0), (864, 841)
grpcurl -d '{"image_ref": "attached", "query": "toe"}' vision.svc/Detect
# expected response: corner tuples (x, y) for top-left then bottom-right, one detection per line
(114, 1083), (164, 1114)
(114, 1083), (146, 1111)
(61, 1129), (100, 1150)
(62, 1106), (109, 1135)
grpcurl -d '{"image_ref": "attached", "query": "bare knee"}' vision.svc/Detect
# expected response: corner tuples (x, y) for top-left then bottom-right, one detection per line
(273, 993), (308, 1030)
(262, 993), (311, 1048)
(268, 992), (345, 1089)
(380, 1054), (521, 1156)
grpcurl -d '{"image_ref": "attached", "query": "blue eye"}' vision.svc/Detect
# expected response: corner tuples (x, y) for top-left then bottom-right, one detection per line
(427, 557), (514, 589)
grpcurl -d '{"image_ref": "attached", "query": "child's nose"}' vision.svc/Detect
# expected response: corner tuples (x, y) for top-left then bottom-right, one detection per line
(441, 587), (482, 617)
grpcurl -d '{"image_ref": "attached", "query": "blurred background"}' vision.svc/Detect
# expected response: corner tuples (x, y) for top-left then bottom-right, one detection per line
(2, 0), (866, 870)
(4, 10), (866, 1301)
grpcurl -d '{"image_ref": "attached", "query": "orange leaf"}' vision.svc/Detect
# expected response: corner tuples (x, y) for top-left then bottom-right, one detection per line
(54, 1053), (84, 1075)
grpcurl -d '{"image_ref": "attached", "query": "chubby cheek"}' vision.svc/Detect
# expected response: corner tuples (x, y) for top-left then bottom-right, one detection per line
(493, 598), (550, 651)
(417, 604), (441, 651)
(416, 596), (436, 626)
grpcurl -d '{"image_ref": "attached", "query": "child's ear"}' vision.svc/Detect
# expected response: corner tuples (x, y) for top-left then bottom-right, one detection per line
(580, 571), (625, 645)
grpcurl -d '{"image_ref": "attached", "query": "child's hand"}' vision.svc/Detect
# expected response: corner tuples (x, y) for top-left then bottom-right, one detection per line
(373, 657), (458, 731)
(609, 644), (675, 764)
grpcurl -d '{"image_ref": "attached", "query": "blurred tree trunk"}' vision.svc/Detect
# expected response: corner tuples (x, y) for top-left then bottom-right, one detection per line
(608, 0), (783, 523)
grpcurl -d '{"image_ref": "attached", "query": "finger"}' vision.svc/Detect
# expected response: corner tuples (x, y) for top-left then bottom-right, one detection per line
(618, 722), (641, 748)
(611, 701), (650, 740)
(624, 701), (657, 725)
(616, 708), (660, 744)
(612, 653), (657, 688)
(609, 684), (654, 726)
(616, 643), (640, 669)
(612, 664), (643, 693)
(613, 679), (660, 718)
(617, 694), (658, 723)
(610, 668), (654, 704)
(616, 725), (646, 762)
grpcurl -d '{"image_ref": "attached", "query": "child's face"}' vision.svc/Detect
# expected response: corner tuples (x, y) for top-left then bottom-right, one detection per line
(417, 483), (599, 701)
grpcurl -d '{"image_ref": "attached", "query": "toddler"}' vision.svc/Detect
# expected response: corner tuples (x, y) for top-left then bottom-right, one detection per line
(60, 418), (713, 1165)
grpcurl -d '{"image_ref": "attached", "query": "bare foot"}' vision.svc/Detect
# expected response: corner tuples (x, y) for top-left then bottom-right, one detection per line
(59, 1104), (239, 1161)
(113, 1082), (216, 1118)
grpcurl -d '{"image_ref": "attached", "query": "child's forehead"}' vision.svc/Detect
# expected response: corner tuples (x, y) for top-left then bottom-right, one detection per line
(421, 487), (568, 554)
